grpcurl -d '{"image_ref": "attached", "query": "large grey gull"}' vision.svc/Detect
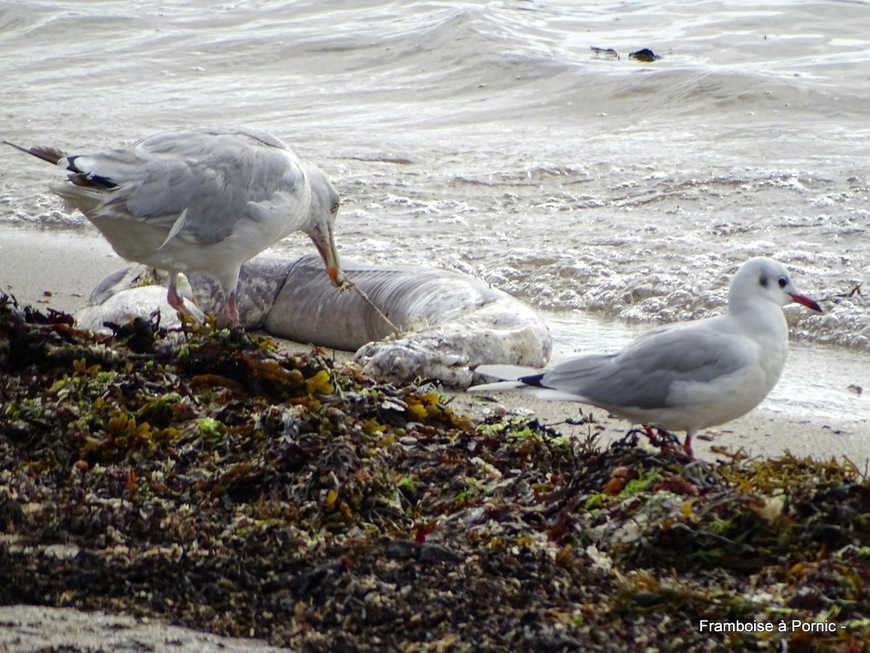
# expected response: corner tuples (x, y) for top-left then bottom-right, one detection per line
(472, 257), (823, 454)
(5, 127), (345, 325)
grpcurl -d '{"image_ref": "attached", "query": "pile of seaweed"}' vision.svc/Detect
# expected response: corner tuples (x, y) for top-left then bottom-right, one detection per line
(1, 294), (868, 653)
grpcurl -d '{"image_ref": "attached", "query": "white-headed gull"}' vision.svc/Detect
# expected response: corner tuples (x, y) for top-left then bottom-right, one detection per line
(6, 127), (345, 325)
(472, 257), (823, 453)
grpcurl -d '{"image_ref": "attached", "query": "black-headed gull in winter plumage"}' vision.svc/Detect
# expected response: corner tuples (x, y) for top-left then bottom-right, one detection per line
(472, 257), (823, 454)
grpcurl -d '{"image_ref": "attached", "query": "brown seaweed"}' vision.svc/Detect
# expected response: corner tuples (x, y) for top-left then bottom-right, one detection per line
(1, 294), (868, 652)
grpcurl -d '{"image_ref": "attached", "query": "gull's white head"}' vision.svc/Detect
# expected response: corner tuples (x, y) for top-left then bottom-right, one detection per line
(729, 257), (822, 314)
(304, 165), (345, 288)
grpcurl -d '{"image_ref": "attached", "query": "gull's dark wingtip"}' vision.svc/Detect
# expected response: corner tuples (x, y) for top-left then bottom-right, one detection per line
(521, 373), (546, 387)
(4, 140), (67, 165)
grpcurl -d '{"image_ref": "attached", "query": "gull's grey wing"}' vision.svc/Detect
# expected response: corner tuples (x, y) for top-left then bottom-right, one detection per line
(536, 318), (754, 410)
(55, 128), (308, 246)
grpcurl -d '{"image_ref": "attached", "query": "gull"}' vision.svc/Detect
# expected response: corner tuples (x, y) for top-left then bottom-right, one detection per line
(5, 126), (345, 325)
(472, 257), (823, 454)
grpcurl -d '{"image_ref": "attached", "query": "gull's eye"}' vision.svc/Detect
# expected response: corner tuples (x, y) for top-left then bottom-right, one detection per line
(330, 200), (340, 214)
(778, 277), (788, 288)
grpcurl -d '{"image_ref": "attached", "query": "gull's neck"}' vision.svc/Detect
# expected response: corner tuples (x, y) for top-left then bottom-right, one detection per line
(727, 294), (790, 346)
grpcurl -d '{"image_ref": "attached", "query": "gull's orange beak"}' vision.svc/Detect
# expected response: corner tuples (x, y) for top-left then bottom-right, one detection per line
(310, 224), (345, 288)
(790, 293), (822, 313)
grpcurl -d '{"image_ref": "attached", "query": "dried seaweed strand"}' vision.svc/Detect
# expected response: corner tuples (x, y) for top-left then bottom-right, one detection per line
(343, 278), (401, 334)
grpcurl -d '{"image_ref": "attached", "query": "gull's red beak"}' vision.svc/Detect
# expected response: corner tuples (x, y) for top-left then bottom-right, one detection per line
(790, 293), (822, 313)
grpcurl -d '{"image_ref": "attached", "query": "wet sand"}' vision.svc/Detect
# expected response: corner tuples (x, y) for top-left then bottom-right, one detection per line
(0, 225), (122, 314)
(1, 224), (866, 467)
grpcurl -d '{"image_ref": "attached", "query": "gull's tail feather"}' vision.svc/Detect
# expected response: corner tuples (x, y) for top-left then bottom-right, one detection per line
(468, 379), (528, 394)
(469, 364), (543, 394)
(474, 363), (541, 381)
(471, 364), (586, 402)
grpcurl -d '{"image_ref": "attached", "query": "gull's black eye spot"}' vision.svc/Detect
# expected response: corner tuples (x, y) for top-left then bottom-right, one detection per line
(759, 275), (769, 288)
(778, 277), (788, 288)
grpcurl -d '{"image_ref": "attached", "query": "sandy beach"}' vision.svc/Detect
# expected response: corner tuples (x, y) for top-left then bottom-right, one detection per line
(0, 225), (122, 315)
(2, 223), (866, 468)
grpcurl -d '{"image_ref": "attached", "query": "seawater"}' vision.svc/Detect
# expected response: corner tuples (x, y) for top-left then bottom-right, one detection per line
(1, 0), (868, 427)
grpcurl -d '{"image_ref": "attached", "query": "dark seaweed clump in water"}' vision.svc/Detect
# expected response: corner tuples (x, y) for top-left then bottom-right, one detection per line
(1, 294), (868, 652)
